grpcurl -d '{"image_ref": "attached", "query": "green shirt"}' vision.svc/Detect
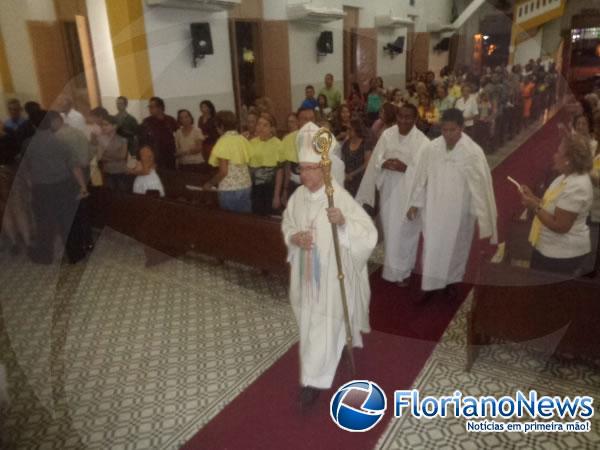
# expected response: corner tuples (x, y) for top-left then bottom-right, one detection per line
(280, 131), (298, 163)
(318, 86), (342, 111)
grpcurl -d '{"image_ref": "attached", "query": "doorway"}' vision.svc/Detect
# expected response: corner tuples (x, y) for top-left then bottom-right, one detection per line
(343, 6), (359, 97)
(27, 12), (99, 113)
(229, 20), (264, 116)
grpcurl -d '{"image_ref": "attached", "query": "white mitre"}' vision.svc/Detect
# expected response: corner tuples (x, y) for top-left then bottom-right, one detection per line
(296, 121), (323, 164)
(295, 121), (346, 185)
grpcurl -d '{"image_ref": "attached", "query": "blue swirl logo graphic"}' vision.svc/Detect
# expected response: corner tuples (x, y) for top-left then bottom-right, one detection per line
(330, 380), (387, 432)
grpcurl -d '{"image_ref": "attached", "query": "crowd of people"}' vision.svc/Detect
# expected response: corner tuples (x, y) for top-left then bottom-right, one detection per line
(1, 57), (600, 413)
(0, 59), (598, 278)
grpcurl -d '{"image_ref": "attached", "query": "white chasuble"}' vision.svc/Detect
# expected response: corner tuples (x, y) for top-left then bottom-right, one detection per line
(410, 134), (497, 291)
(356, 125), (430, 282)
(282, 181), (377, 389)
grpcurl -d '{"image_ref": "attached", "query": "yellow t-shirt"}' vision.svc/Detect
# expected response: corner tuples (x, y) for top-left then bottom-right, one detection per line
(208, 131), (251, 191)
(449, 84), (462, 100)
(280, 131), (299, 163)
(209, 131), (250, 167)
(249, 136), (283, 168)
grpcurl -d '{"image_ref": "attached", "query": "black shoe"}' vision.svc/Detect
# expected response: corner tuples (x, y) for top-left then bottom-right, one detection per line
(415, 289), (437, 304)
(298, 386), (320, 409)
(445, 284), (459, 299)
(583, 270), (598, 279)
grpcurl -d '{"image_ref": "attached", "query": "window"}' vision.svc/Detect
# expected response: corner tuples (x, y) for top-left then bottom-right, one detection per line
(518, 7), (523, 17)
(524, 4), (528, 14)
(536, 0), (540, 9)
(409, 0), (415, 6)
(571, 27), (600, 66)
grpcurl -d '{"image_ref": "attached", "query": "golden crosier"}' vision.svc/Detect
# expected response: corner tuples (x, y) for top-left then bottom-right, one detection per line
(312, 127), (334, 158)
(312, 128), (335, 195)
(310, 127), (355, 374)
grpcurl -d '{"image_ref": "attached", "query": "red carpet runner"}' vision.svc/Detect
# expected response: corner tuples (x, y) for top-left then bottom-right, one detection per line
(183, 113), (563, 450)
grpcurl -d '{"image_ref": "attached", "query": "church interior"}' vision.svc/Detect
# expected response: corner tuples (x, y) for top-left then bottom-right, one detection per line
(0, 0), (600, 449)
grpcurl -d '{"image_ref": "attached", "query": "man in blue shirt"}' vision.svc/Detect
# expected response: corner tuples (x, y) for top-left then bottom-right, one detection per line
(299, 85), (318, 110)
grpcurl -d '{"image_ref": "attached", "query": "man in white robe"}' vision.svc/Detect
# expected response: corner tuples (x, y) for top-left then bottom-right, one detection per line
(282, 122), (377, 407)
(407, 108), (497, 294)
(356, 104), (430, 285)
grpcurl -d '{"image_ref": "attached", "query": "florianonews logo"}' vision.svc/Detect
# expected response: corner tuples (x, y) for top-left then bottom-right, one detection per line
(330, 380), (387, 432)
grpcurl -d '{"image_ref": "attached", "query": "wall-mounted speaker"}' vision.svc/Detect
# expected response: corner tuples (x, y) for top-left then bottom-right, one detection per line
(390, 36), (404, 53)
(190, 22), (213, 66)
(383, 36), (405, 58)
(317, 31), (333, 54)
(434, 37), (450, 52)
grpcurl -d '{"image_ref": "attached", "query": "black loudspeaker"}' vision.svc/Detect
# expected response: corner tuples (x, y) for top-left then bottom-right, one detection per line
(434, 37), (450, 52)
(191, 23), (213, 65)
(391, 36), (404, 53)
(317, 31), (334, 54)
(383, 36), (404, 57)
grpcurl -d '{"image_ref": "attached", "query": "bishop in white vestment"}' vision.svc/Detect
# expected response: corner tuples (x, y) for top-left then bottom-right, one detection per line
(281, 123), (377, 403)
(408, 108), (497, 292)
(356, 104), (430, 284)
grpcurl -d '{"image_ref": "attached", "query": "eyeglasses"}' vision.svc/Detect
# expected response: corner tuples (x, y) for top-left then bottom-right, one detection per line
(299, 165), (321, 173)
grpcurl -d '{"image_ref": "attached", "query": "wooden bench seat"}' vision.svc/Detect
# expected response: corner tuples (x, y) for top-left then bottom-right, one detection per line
(90, 168), (288, 273)
(468, 261), (600, 370)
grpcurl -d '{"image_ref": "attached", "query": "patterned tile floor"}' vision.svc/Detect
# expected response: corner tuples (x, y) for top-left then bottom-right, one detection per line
(0, 229), (298, 449)
(374, 293), (600, 450)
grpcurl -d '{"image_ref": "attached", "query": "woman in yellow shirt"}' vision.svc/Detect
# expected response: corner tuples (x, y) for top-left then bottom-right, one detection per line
(249, 112), (284, 215)
(203, 111), (252, 213)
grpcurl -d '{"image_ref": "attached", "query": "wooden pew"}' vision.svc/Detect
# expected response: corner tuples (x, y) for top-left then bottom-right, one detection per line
(156, 167), (218, 206)
(89, 183), (288, 274)
(467, 261), (600, 370)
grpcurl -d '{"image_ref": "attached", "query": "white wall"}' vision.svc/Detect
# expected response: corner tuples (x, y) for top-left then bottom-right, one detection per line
(288, 21), (344, 108)
(422, 0), (453, 74)
(541, 17), (562, 60)
(514, 29), (544, 66)
(377, 26), (407, 91)
(86, 0), (120, 114)
(262, 0), (287, 21)
(0, 0), (57, 103)
(84, 0), (455, 119)
(142, 2), (236, 118)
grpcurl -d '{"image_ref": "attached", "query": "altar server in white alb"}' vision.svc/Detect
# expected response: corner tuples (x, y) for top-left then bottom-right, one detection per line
(282, 122), (377, 407)
(356, 104), (430, 286)
(407, 108), (497, 294)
